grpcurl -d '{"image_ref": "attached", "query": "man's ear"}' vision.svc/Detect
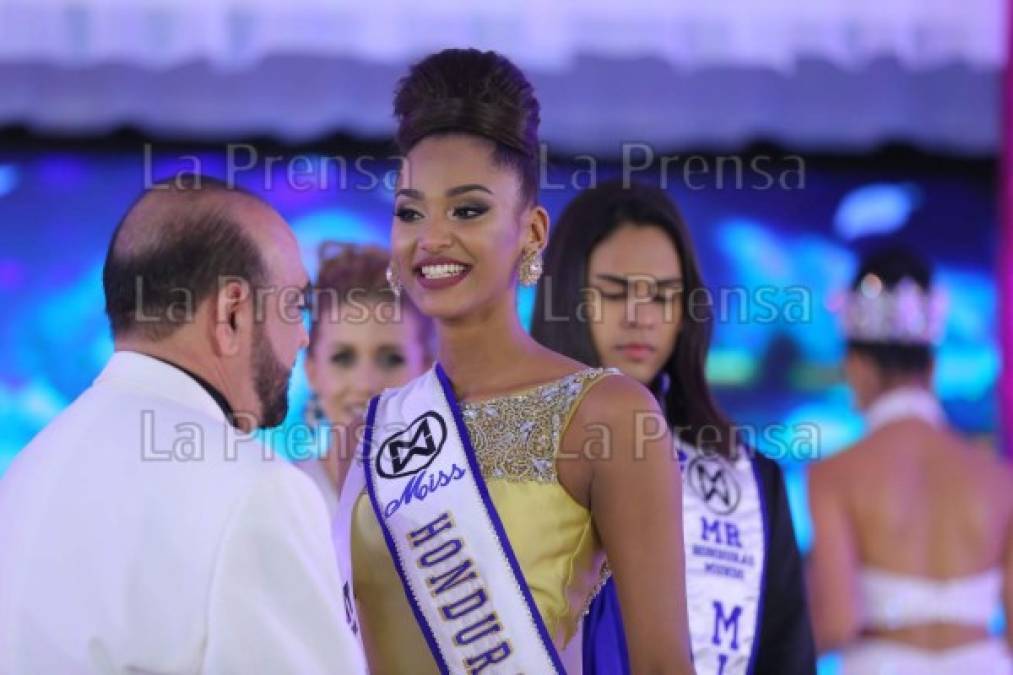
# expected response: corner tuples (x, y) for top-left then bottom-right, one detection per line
(211, 277), (251, 357)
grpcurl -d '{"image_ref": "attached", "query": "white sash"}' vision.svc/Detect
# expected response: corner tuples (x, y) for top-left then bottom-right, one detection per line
(678, 440), (767, 675)
(336, 364), (563, 675)
(333, 442), (366, 656)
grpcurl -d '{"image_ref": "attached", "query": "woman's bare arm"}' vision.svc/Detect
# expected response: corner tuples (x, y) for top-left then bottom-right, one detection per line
(806, 460), (861, 652)
(566, 374), (694, 675)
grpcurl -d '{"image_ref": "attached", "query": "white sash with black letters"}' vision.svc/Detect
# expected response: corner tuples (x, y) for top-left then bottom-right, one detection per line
(336, 364), (564, 675)
(679, 439), (767, 675)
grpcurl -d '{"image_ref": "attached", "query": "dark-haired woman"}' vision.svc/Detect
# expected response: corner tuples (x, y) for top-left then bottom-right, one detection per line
(334, 50), (694, 674)
(531, 180), (816, 675)
(808, 246), (1013, 673)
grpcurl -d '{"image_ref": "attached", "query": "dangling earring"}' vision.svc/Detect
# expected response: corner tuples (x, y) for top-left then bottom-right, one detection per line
(385, 263), (402, 298)
(519, 249), (543, 286)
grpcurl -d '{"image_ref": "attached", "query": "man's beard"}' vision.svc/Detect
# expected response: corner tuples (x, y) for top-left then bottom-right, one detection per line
(251, 322), (292, 429)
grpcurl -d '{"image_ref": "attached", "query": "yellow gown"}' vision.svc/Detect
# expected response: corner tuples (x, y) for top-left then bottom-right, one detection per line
(351, 367), (615, 674)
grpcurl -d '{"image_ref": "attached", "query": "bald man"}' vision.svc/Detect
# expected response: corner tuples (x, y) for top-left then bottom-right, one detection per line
(0, 175), (366, 674)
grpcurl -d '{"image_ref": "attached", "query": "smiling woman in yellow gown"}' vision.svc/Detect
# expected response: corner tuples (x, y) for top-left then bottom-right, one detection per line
(336, 47), (694, 675)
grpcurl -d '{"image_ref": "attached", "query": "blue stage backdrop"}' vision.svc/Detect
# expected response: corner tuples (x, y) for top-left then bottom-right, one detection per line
(0, 145), (998, 555)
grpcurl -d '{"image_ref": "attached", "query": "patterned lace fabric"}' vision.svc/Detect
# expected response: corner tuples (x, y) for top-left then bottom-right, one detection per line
(460, 367), (620, 483)
(458, 366), (620, 617)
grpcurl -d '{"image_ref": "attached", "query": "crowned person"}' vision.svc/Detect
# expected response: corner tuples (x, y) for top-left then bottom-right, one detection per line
(808, 245), (1013, 674)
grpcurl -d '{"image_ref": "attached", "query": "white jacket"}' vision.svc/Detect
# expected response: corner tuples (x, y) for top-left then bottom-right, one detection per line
(0, 351), (366, 674)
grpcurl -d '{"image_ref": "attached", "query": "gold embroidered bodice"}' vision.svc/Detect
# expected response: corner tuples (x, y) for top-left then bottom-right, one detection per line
(351, 367), (618, 675)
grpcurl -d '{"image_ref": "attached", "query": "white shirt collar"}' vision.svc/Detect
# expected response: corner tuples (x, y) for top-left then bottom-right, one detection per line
(94, 350), (229, 425)
(865, 386), (945, 432)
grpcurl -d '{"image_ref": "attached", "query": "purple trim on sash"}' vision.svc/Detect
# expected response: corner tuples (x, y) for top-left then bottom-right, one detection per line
(745, 453), (769, 675)
(434, 363), (566, 675)
(361, 391), (451, 675)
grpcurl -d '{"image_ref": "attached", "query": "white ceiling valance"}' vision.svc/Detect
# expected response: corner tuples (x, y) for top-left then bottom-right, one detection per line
(0, 0), (1003, 71)
(0, 1), (1004, 154)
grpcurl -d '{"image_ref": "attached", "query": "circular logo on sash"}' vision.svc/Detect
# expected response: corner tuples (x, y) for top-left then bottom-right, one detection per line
(686, 454), (741, 515)
(376, 411), (448, 478)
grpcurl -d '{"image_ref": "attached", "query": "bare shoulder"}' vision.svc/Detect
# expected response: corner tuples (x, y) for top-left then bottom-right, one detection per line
(964, 436), (1013, 495)
(555, 371), (666, 507)
(563, 370), (664, 443)
(992, 453), (1013, 482)
(956, 439), (1013, 525)
(994, 458), (1013, 512)
(574, 371), (660, 423)
(808, 439), (863, 493)
(807, 455), (836, 492)
(964, 434), (1010, 467)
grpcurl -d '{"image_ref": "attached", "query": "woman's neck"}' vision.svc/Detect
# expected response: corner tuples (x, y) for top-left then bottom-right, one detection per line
(434, 297), (539, 400)
(878, 372), (932, 395)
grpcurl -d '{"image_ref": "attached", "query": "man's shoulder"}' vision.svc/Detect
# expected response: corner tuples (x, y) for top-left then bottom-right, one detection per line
(8, 379), (296, 506)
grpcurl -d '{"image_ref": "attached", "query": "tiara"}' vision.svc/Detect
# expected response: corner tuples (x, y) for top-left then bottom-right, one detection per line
(838, 275), (946, 346)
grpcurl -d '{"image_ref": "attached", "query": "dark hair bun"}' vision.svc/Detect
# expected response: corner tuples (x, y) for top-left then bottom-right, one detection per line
(393, 48), (538, 156)
(394, 49), (540, 161)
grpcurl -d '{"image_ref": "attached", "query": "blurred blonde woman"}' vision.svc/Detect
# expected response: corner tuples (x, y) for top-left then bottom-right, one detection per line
(808, 246), (1013, 674)
(299, 242), (434, 516)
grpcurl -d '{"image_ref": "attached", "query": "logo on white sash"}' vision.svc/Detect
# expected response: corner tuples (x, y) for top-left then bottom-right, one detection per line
(682, 443), (766, 675)
(687, 454), (742, 515)
(359, 366), (564, 675)
(376, 411), (447, 478)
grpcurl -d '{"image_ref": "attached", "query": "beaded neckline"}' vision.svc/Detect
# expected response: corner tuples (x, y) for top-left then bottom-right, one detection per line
(458, 367), (619, 409)
(457, 366), (620, 484)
